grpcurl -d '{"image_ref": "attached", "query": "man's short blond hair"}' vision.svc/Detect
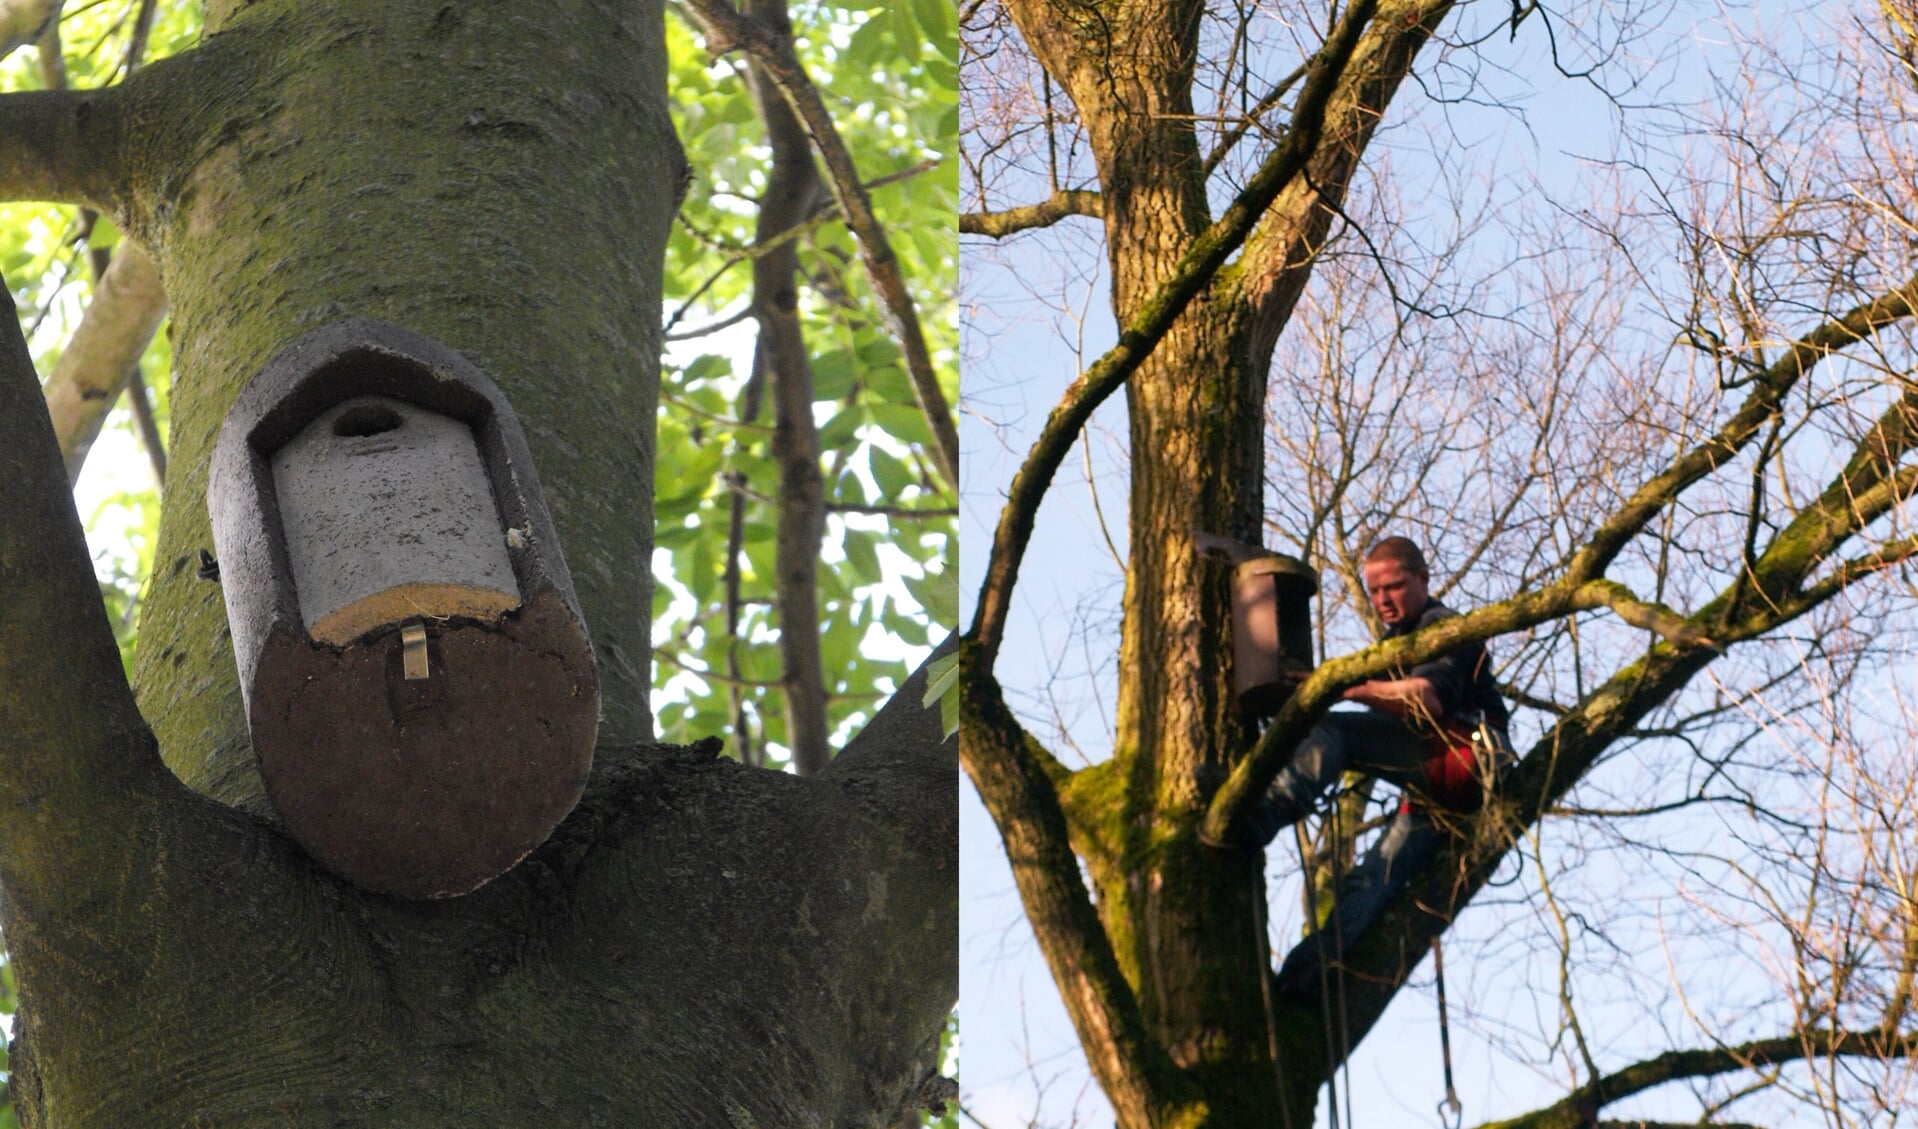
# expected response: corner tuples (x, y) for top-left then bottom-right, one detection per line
(1364, 535), (1428, 576)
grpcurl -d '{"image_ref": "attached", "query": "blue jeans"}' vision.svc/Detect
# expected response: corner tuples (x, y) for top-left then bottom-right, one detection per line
(1243, 711), (1447, 999)
(1275, 807), (1442, 1000)
(1241, 711), (1433, 846)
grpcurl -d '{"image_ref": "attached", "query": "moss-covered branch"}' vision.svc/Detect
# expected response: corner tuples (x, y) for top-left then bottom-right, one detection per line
(959, 189), (1103, 237)
(1319, 639), (1725, 1057)
(1473, 1027), (1918, 1129)
(1568, 274), (1918, 581)
(0, 287), (167, 898)
(1321, 500), (1918, 1056)
(967, 0), (1385, 670)
(0, 87), (125, 209)
(1202, 576), (1716, 843)
(1229, 0), (1455, 348)
(959, 645), (1190, 1127)
(1737, 383), (1918, 605)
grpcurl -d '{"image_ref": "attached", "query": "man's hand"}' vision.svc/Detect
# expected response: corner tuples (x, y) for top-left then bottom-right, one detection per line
(1340, 676), (1442, 725)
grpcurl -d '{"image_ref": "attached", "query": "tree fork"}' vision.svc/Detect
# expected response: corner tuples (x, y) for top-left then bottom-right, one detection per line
(0, 1), (954, 1123)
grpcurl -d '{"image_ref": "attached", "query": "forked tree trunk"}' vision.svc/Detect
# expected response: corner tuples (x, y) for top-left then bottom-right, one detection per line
(0, 2), (954, 1124)
(987, 1), (1454, 1123)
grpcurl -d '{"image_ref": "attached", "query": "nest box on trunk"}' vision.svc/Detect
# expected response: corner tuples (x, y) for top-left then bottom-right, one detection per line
(208, 319), (599, 899)
(1194, 532), (1318, 719)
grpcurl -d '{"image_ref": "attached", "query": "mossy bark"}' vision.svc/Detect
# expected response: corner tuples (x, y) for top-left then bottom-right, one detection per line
(0, 2), (956, 1124)
(125, 0), (674, 806)
(1001, 3), (1282, 1124)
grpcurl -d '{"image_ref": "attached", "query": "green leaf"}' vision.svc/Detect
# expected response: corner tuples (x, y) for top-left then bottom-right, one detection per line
(870, 402), (933, 446)
(906, 564), (958, 628)
(89, 216), (122, 253)
(819, 405), (866, 448)
(869, 445), (914, 498)
(864, 361), (916, 406)
(833, 467), (869, 507)
(654, 521), (703, 549)
(681, 353), (733, 384)
(922, 651), (957, 740)
(842, 527), (882, 584)
(813, 347), (858, 400)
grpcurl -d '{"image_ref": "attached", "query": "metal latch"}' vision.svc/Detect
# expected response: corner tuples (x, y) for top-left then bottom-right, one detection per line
(401, 620), (430, 680)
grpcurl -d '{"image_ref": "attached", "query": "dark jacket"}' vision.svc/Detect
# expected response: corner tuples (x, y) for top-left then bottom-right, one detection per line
(1385, 599), (1509, 728)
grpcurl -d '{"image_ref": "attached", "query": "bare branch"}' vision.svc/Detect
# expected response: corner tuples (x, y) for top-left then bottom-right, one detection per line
(960, 189), (1102, 237)
(1481, 1028), (1918, 1129)
(1568, 274), (1918, 581)
(741, 0), (830, 776)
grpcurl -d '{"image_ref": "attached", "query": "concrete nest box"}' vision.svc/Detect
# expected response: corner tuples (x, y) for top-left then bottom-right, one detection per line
(208, 319), (599, 899)
(1194, 532), (1319, 719)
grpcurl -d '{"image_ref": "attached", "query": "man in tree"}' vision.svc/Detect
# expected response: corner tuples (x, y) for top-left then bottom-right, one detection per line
(1214, 537), (1510, 999)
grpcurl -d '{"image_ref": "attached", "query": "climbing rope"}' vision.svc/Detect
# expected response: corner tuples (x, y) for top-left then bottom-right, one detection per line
(1432, 935), (1462, 1129)
(1330, 798), (1354, 1129)
(1252, 874), (1296, 1129)
(1294, 824), (1341, 1129)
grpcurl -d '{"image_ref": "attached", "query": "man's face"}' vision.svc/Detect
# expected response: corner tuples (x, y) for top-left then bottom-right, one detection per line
(1362, 558), (1430, 629)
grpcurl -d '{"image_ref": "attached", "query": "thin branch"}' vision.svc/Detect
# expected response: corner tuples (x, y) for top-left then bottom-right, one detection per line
(683, 0), (960, 491)
(1796, 534), (1918, 607)
(742, 0), (831, 776)
(41, 237), (166, 481)
(960, 189), (1103, 237)
(664, 305), (755, 342)
(124, 363), (165, 485)
(827, 501), (957, 519)
(1480, 1028), (1918, 1129)
(1568, 273), (1918, 581)
(1199, 60), (1308, 178)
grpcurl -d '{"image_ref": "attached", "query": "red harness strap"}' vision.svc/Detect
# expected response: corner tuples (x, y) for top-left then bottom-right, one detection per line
(1403, 719), (1490, 814)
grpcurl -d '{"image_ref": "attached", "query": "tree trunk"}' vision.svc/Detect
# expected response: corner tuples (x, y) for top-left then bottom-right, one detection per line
(0, 2), (955, 1124)
(999, 3), (1279, 1124)
(976, 1), (1457, 1123)
(128, 0), (672, 804)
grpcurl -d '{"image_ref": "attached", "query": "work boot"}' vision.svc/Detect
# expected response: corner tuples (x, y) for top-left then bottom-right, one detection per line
(1198, 765), (1315, 850)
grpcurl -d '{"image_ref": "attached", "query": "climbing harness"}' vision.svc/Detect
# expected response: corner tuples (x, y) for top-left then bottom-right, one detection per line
(1432, 936), (1462, 1129)
(1470, 716), (1517, 810)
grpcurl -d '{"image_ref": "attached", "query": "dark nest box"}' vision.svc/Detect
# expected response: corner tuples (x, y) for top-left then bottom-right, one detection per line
(208, 319), (599, 899)
(1194, 532), (1318, 719)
